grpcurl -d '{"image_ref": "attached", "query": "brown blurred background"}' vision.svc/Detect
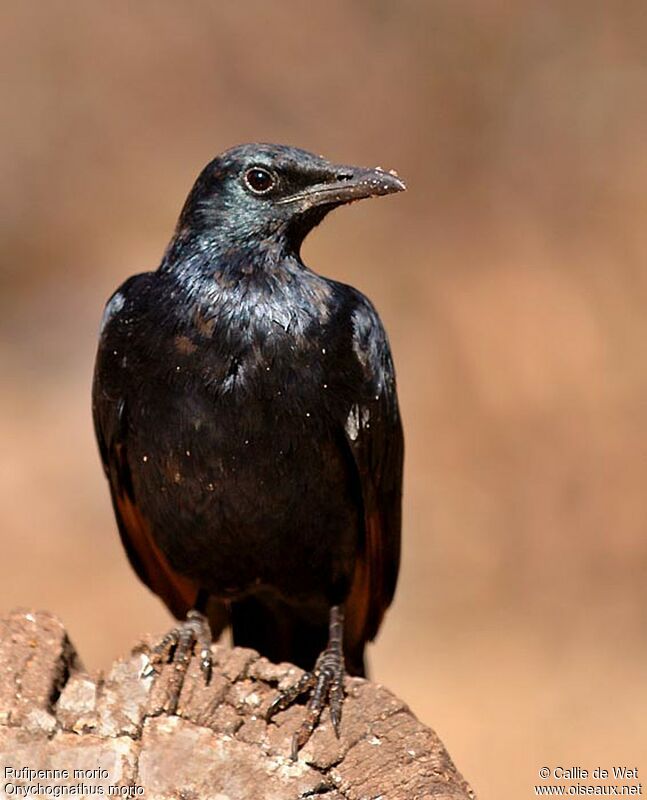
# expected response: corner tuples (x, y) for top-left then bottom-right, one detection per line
(1, 2), (646, 797)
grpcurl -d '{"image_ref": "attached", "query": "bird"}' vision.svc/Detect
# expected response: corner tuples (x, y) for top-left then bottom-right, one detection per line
(92, 143), (405, 756)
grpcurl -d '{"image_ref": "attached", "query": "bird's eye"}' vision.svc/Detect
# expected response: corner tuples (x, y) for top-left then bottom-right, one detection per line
(244, 166), (276, 195)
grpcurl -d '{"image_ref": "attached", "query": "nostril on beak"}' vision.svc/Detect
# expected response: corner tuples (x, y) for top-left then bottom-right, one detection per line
(336, 171), (354, 182)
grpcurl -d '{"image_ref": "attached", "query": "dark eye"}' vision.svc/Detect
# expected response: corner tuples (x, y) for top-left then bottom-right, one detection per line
(244, 166), (276, 194)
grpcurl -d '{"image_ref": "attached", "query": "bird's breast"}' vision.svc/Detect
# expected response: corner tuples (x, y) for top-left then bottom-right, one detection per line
(102, 270), (363, 601)
(169, 276), (346, 407)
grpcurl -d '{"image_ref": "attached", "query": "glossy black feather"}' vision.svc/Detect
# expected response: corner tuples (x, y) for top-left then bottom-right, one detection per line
(92, 143), (404, 673)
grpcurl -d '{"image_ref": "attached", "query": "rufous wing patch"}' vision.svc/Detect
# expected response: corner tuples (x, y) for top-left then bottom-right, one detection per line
(114, 493), (199, 620)
(345, 510), (387, 653)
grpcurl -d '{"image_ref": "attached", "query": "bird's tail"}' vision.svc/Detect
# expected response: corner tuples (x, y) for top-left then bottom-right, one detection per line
(229, 594), (366, 677)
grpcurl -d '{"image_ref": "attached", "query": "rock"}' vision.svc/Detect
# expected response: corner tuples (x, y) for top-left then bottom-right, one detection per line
(0, 610), (476, 800)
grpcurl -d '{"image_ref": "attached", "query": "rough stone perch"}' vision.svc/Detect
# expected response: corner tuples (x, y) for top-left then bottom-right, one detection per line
(0, 610), (476, 799)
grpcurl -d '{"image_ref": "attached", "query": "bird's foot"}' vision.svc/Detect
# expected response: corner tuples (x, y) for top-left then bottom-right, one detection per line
(141, 609), (212, 714)
(266, 606), (345, 759)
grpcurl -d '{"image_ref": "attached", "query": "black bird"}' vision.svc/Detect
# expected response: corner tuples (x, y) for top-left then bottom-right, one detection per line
(92, 143), (405, 755)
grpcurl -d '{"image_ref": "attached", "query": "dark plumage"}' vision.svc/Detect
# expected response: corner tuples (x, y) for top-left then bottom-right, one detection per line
(92, 143), (405, 753)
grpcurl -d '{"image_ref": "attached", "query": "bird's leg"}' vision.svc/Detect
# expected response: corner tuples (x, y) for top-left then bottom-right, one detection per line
(141, 604), (213, 715)
(266, 605), (345, 759)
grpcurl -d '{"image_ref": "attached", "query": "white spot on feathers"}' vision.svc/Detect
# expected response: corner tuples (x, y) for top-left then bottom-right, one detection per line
(345, 403), (370, 441)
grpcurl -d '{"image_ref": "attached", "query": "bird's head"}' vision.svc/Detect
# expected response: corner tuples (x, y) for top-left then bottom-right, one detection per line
(168, 143), (405, 260)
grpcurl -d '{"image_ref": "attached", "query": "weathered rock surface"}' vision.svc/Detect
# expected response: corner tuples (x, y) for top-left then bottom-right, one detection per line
(0, 610), (476, 799)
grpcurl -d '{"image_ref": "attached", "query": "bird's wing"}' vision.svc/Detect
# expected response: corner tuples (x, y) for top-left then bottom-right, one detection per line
(342, 294), (404, 653)
(92, 278), (204, 622)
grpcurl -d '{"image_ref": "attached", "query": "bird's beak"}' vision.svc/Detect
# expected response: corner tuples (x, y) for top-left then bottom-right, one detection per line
(277, 165), (406, 209)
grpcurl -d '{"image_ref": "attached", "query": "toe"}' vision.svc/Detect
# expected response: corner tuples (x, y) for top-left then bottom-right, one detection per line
(266, 670), (316, 721)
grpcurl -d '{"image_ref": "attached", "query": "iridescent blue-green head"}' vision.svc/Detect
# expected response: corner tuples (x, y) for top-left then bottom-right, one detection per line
(165, 143), (405, 260)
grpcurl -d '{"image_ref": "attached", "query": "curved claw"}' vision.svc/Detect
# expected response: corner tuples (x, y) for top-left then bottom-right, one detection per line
(140, 661), (157, 679)
(197, 645), (213, 684)
(329, 676), (344, 737)
(265, 670), (316, 722)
